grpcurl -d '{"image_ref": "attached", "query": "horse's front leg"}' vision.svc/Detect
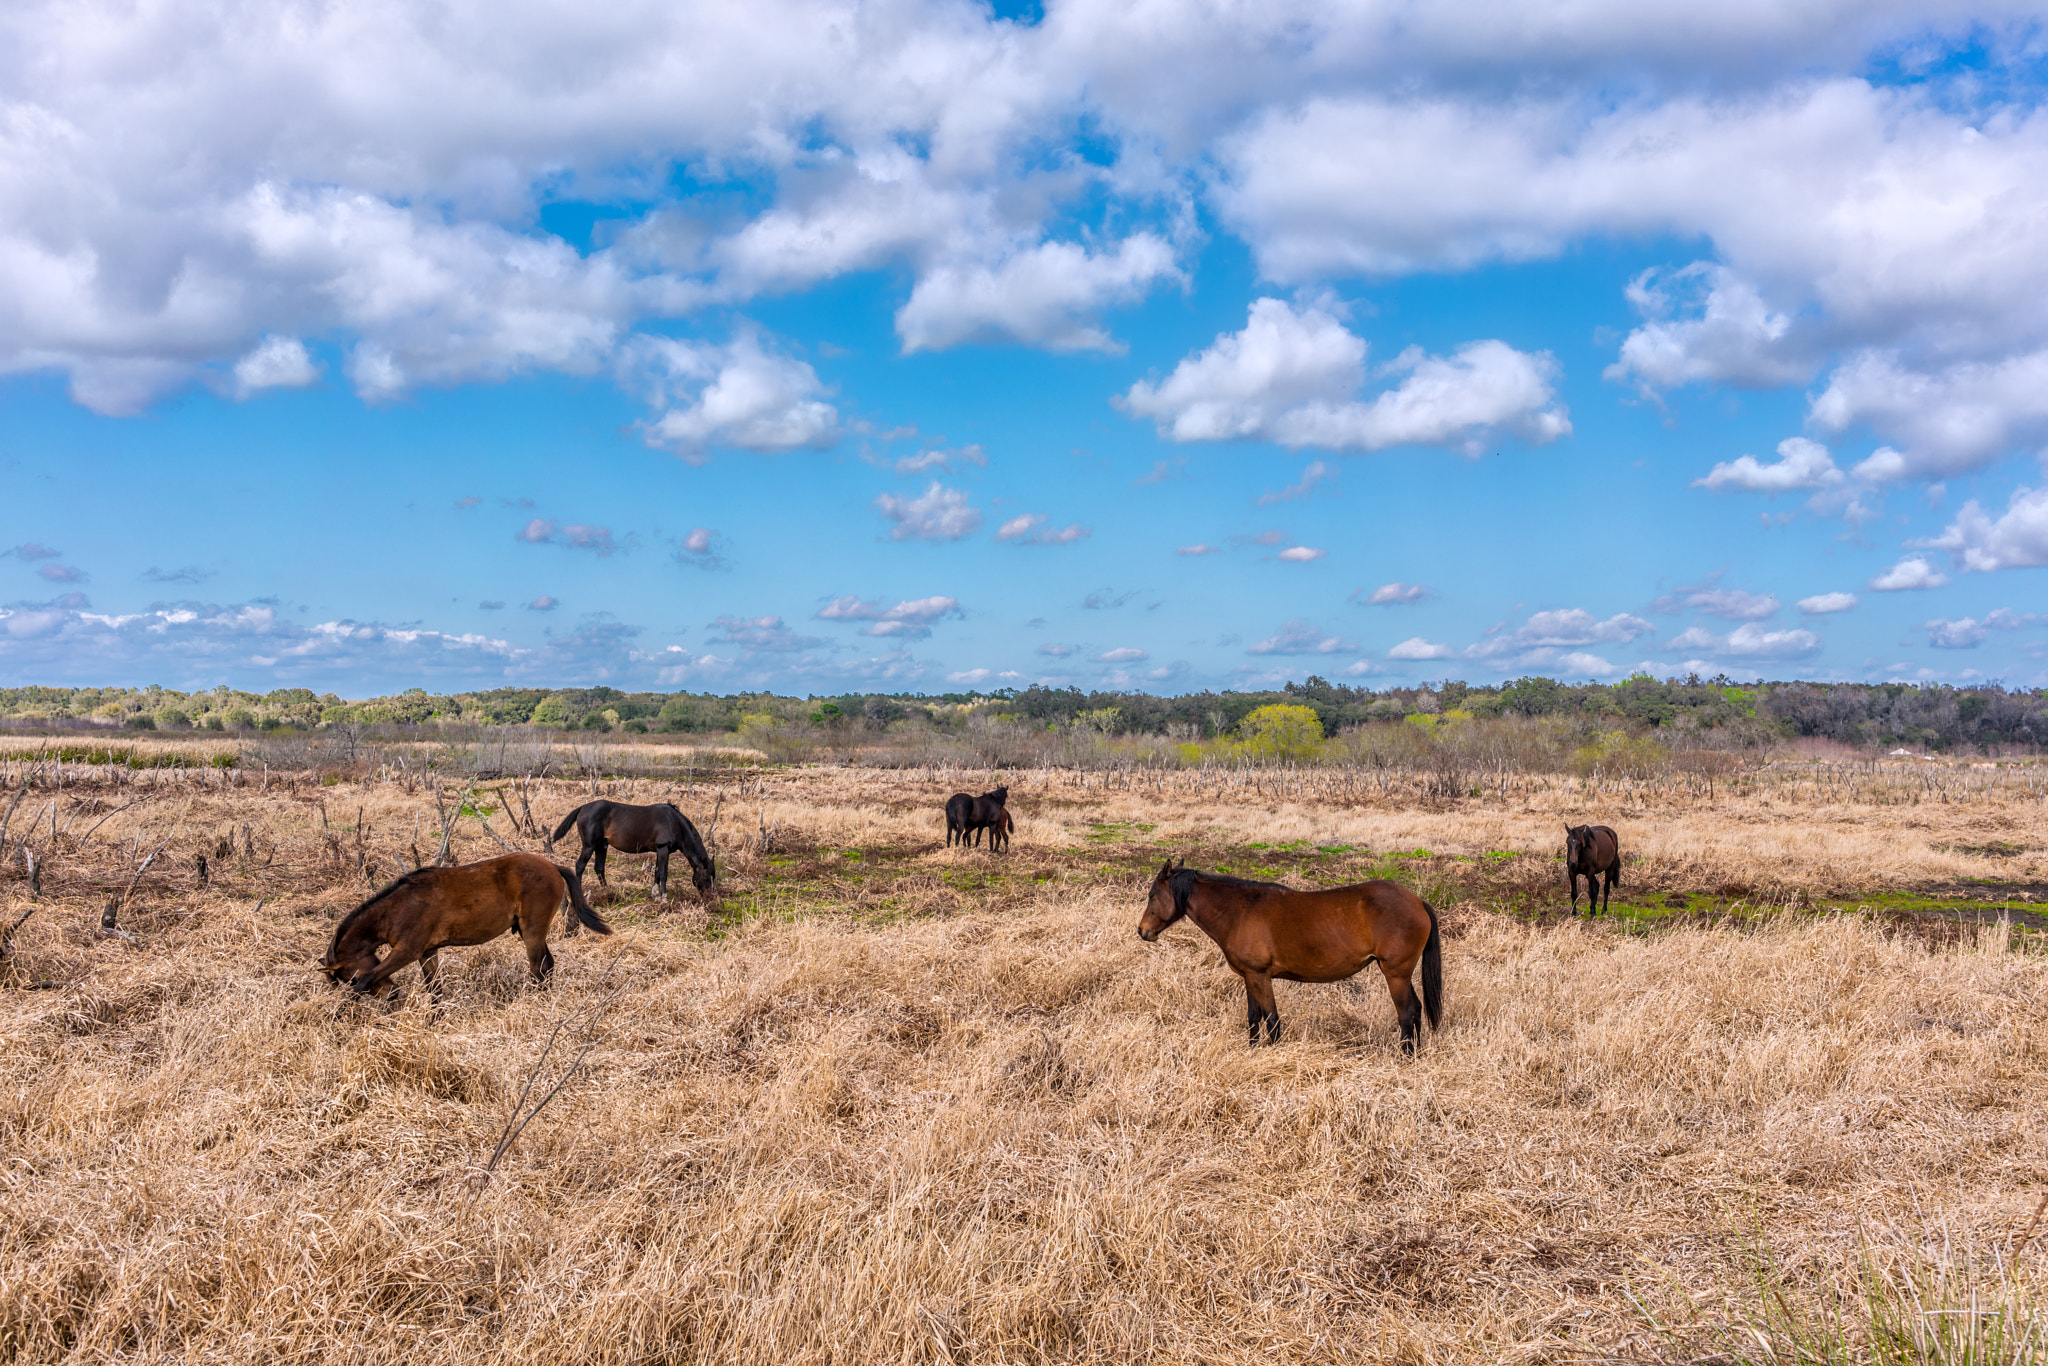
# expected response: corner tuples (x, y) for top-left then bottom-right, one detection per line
(352, 939), (424, 996)
(1243, 974), (1280, 1046)
(1567, 868), (1581, 915)
(419, 950), (443, 1000)
(654, 845), (671, 900)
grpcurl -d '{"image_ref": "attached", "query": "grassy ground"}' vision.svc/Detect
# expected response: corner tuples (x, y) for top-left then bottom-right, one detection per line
(0, 757), (2043, 1362)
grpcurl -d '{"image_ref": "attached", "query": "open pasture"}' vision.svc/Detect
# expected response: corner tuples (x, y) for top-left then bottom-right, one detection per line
(0, 749), (2043, 1362)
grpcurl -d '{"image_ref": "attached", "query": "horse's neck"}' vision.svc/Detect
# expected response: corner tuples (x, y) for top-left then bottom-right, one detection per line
(1184, 879), (1247, 944)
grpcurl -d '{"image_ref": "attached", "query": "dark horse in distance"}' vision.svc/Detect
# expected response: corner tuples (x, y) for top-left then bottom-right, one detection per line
(944, 786), (1009, 850)
(323, 852), (611, 996)
(1564, 823), (1620, 915)
(1138, 861), (1442, 1052)
(551, 800), (717, 900)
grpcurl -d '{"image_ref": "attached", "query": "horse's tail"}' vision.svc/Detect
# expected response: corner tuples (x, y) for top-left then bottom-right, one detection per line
(560, 866), (613, 935)
(1420, 900), (1443, 1031)
(551, 803), (586, 844)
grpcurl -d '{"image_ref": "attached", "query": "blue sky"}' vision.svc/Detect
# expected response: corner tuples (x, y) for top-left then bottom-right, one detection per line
(4, 1), (2048, 696)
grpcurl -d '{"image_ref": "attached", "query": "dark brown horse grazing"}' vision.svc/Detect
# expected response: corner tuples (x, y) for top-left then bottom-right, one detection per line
(1564, 824), (1620, 916)
(988, 808), (1014, 853)
(323, 852), (611, 996)
(551, 800), (716, 900)
(1138, 861), (1443, 1052)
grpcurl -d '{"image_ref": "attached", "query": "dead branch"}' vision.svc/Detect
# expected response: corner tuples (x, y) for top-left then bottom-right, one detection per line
(481, 975), (624, 1178)
(102, 837), (172, 934)
(71, 799), (140, 851)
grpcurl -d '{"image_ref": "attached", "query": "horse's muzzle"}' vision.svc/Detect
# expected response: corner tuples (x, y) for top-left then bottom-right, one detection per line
(1137, 926), (1158, 942)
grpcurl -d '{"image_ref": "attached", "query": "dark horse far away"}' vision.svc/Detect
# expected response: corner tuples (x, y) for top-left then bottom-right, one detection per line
(551, 800), (717, 900)
(1565, 823), (1620, 915)
(324, 852), (611, 996)
(1138, 861), (1442, 1052)
(944, 786), (1009, 850)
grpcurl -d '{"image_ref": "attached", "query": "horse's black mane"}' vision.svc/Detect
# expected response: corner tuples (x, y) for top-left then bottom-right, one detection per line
(1168, 866), (1292, 918)
(333, 869), (423, 938)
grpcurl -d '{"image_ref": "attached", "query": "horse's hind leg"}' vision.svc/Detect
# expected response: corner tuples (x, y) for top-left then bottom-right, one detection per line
(592, 838), (609, 886)
(1381, 965), (1423, 1054)
(1601, 868), (1616, 916)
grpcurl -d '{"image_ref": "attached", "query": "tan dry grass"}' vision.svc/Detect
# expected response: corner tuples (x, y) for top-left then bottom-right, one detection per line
(0, 762), (2043, 1363)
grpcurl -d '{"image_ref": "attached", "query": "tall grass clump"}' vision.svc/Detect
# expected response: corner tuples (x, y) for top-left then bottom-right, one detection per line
(1640, 1215), (2047, 1365)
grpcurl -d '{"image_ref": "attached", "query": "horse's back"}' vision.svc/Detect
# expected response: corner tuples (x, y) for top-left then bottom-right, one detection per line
(1244, 880), (1429, 978)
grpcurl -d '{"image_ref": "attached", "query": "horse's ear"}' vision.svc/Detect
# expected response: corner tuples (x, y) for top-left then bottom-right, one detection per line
(1156, 859), (1174, 881)
(1174, 855), (1186, 870)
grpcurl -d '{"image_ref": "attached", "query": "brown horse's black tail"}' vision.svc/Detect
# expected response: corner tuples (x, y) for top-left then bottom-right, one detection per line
(550, 803), (587, 845)
(560, 866), (613, 935)
(1420, 900), (1443, 1030)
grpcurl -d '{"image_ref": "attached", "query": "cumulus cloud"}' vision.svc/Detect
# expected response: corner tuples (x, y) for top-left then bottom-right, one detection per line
(1921, 486), (2048, 573)
(1388, 637), (1456, 660)
(1118, 299), (1569, 454)
(231, 336), (319, 397)
(1175, 543), (1222, 556)
(1357, 582), (1430, 605)
(896, 235), (1181, 354)
(35, 564), (86, 583)
(1469, 609), (1655, 659)
(1097, 646), (1149, 663)
(527, 595), (558, 611)
(1276, 545), (1325, 562)
(1036, 642), (1078, 657)
(516, 519), (619, 556)
(1811, 350), (2048, 482)
(1610, 265), (1812, 393)
(875, 482), (981, 541)
(1797, 591), (1858, 614)
(1667, 622), (1822, 659)
(1869, 556), (1949, 591)
(815, 594), (963, 638)
(5, 544), (60, 561)
(1925, 617), (1990, 649)
(674, 526), (727, 570)
(635, 330), (839, 459)
(143, 566), (210, 584)
(1246, 620), (1354, 655)
(1695, 437), (1843, 493)
(995, 513), (1091, 545)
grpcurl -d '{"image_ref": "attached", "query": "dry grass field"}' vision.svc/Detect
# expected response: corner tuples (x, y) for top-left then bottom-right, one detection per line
(0, 750), (2044, 1363)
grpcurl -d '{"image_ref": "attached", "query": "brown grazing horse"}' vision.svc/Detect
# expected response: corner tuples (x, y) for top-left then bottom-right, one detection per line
(551, 799), (716, 900)
(988, 808), (1014, 853)
(1564, 824), (1620, 916)
(323, 852), (611, 996)
(1138, 861), (1442, 1052)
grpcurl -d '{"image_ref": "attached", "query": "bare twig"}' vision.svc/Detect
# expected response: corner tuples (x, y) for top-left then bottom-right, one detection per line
(102, 837), (172, 934)
(0, 742), (49, 855)
(2012, 1191), (2048, 1262)
(481, 975), (624, 1178)
(0, 903), (36, 961)
(71, 799), (140, 851)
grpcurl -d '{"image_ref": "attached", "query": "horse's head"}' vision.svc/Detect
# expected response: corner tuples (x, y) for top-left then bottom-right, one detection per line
(692, 855), (717, 895)
(990, 785), (1009, 803)
(1564, 824), (1588, 864)
(1138, 859), (1187, 942)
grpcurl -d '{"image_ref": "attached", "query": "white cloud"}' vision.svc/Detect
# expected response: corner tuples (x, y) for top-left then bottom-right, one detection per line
(1610, 265), (1811, 392)
(706, 615), (825, 652)
(815, 594), (963, 638)
(1925, 617), (1989, 649)
(527, 595), (558, 611)
(946, 668), (993, 685)
(996, 513), (1091, 545)
(1175, 543), (1222, 556)
(892, 444), (987, 476)
(1469, 609), (1655, 659)
(1118, 298), (1569, 454)
(1649, 580), (1780, 620)
(1388, 637), (1455, 660)
(1797, 591), (1858, 614)
(1097, 646), (1148, 662)
(1869, 555), (1949, 591)
(896, 235), (1180, 354)
(1556, 651), (1625, 677)
(1695, 437), (1842, 493)
(636, 330), (839, 458)
(231, 336), (319, 397)
(1921, 486), (2048, 572)
(1811, 350), (2048, 481)
(1667, 622), (1822, 659)
(515, 519), (619, 556)
(1246, 620), (1355, 655)
(675, 526), (727, 569)
(1276, 545), (1325, 562)
(874, 482), (981, 541)
(1035, 642), (1077, 657)
(1358, 582), (1430, 605)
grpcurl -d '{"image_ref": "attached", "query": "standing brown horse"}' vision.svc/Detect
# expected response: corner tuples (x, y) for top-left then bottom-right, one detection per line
(1564, 824), (1620, 916)
(323, 852), (610, 996)
(943, 786), (1009, 851)
(1137, 861), (1442, 1052)
(551, 800), (716, 900)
